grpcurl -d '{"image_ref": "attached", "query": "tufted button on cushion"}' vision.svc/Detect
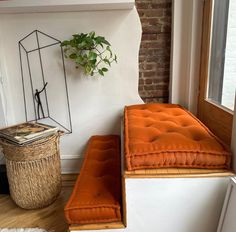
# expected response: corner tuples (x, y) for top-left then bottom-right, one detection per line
(124, 103), (231, 171)
(64, 135), (121, 225)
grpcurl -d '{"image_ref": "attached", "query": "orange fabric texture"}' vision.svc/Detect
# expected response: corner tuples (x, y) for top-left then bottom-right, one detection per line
(64, 135), (121, 225)
(124, 104), (231, 171)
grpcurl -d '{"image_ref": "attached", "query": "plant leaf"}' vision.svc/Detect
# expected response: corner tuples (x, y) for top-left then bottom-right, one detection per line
(88, 51), (97, 60)
(98, 69), (104, 76)
(89, 31), (96, 38)
(85, 64), (92, 74)
(106, 46), (113, 58)
(102, 67), (108, 72)
(61, 40), (70, 46)
(104, 58), (111, 66)
(103, 39), (111, 46)
(90, 59), (97, 66)
(69, 53), (77, 59)
(75, 55), (83, 64)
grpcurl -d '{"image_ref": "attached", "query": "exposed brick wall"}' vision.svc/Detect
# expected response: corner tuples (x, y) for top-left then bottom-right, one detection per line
(136, 0), (172, 103)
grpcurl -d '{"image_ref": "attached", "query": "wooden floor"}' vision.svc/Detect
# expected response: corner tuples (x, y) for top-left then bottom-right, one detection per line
(0, 174), (77, 232)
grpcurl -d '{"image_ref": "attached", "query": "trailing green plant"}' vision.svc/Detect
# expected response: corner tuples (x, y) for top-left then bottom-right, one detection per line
(61, 31), (117, 77)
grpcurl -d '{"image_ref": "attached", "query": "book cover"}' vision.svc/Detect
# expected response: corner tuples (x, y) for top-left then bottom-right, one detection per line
(0, 122), (58, 145)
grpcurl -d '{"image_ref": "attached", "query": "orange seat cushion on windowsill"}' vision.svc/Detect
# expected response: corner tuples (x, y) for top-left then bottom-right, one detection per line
(64, 135), (121, 225)
(124, 104), (231, 171)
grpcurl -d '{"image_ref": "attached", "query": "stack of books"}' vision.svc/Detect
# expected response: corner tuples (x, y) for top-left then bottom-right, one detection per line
(0, 122), (58, 145)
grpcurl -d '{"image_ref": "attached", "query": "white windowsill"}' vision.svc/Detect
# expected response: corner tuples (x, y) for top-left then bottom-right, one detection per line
(0, 0), (135, 13)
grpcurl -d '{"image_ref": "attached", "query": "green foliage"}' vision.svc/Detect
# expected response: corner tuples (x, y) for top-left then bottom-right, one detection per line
(61, 31), (117, 77)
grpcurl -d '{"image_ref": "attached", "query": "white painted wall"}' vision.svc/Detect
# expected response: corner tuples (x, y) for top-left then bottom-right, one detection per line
(0, 52), (7, 164)
(222, 0), (236, 111)
(0, 91), (6, 128)
(0, 25), (14, 126)
(0, 8), (143, 172)
(170, 0), (203, 115)
(0, 93), (5, 164)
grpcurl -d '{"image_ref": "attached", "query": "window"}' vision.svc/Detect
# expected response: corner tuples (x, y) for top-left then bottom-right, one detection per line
(198, 0), (234, 145)
(208, 0), (236, 111)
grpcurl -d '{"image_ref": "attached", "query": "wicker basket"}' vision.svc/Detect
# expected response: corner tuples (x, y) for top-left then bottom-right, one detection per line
(0, 133), (61, 209)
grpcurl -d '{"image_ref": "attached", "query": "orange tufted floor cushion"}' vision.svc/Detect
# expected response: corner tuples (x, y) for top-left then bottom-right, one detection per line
(64, 135), (122, 225)
(124, 104), (231, 171)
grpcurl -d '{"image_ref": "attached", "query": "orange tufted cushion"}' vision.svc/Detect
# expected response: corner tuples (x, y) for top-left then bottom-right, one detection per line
(64, 135), (121, 225)
(124, 104), (231, 171)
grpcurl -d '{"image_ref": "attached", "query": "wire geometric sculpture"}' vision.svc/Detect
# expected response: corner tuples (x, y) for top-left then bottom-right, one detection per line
(18, 30), (72, 133)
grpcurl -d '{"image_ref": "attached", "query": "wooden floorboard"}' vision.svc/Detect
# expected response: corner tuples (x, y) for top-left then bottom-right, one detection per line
(0, 174), (77, 231)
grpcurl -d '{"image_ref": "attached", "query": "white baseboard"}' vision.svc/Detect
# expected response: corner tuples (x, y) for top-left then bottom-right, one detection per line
(60, 155), (83, 174)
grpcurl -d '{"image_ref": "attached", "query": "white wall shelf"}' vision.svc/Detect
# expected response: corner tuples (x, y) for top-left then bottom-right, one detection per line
(0, 0), (134, 13)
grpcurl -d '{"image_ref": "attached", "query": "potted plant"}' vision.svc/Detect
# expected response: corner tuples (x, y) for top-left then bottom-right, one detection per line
(61, 31), (117, 77)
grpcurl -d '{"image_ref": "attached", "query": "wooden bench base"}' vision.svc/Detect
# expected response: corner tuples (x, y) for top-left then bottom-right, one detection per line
(69, 222), (125, 231)
(124, 168), (235, 178)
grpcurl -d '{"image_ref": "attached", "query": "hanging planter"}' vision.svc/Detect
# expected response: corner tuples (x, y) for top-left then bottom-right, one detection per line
(61, 31), (117, 77)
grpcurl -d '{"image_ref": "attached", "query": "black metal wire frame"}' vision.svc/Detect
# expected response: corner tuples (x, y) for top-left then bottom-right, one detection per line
(18, 29), (72, 134)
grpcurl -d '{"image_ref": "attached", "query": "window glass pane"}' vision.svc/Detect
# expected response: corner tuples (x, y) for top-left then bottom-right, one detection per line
(208, 0), (236, 111)
(222, 0), (236, 110)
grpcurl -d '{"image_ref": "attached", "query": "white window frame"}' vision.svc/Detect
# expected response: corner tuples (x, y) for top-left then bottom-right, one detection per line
(217, 177), (236, 232)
